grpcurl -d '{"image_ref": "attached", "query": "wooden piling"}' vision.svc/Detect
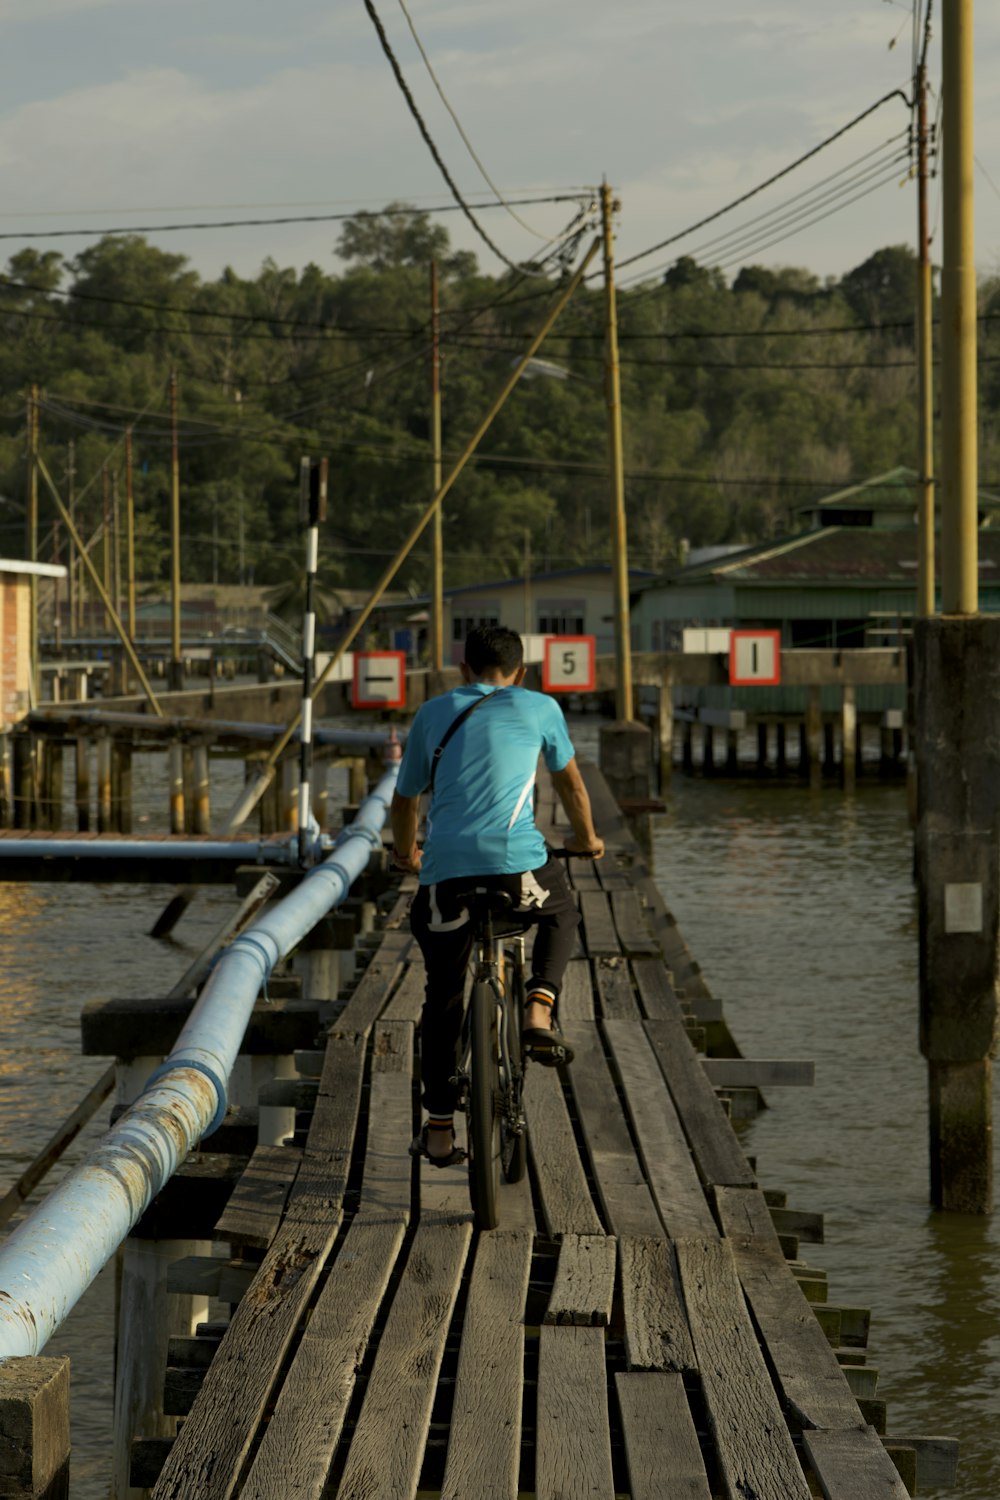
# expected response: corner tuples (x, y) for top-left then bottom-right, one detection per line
(657, 667), (673, 789)
(726, 728), (739, 775)
(0, 733), (11, 828)
(757, 722), (768, 774)
(96, 735), (113, 834)
(281, 757), (299, 831)
(775, 722), (787, 776)
(0, 1356), (71, 1499)
(841, 686), (857, 790)
(43, 742), (63, 832)
(168, 743), (185, 835)
(12, 734), (35, 829)
(191, 744), (211, 836)
(348, 756), (367, 806)
(114, 742), (132, 834)
(75, 737), (91, 832)
(682, 722), (694, 774)
(805, 687), (822, 789)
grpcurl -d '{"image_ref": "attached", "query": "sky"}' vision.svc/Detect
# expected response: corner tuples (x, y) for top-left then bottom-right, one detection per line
(0, 0), (998, 290)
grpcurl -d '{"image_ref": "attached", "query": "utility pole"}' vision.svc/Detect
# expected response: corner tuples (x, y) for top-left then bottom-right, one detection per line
(430, 261), (444, 672)
(67, 442), (77, 636)
(600, 180), (633, 721)
(125, 427), (136, 643)
(26, 385), (39, 706)
(915, 60), (935, 618)
(523, 528), (531, 636)
(102, 464), (112, 636)
(169, 369), (183, 691)
(914, 0), (995, 1214)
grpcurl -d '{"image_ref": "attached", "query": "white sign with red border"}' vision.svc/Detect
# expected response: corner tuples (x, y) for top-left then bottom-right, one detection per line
(542, 634), (596, 693)
(729, 630), (781, 686)
(352, 650), (407, 709)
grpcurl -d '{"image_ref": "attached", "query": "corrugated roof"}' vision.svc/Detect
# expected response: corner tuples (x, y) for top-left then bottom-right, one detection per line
(796, 465), (1000, 514)
(677, 525), (1000, 584)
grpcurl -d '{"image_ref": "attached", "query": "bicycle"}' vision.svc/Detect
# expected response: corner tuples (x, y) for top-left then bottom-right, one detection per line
(451, 849), (587, 1231)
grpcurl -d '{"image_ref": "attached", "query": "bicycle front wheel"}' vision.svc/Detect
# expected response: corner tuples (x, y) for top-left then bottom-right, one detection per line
(467, 977), (501, 1230)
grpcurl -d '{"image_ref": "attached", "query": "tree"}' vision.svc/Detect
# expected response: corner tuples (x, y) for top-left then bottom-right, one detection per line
(839, 246), (917, 333)
(335, 203), (476, 276)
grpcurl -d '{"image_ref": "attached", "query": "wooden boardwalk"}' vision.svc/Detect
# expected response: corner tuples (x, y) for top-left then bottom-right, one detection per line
(126, 764), (949, 1500)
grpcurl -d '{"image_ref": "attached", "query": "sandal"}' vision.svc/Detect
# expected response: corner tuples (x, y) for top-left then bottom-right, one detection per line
(523, 1021), (574, 1067)
(409, 1122), (467, 1168)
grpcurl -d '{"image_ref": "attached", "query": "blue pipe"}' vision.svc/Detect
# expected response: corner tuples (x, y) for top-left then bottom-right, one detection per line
(0, 765), (398, 1358)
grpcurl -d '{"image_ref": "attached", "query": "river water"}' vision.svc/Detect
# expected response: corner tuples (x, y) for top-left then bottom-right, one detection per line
(0, 741), (997, 1496)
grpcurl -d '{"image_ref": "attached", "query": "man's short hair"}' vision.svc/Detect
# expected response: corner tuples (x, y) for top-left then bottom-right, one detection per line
(464, 625), (524, 675)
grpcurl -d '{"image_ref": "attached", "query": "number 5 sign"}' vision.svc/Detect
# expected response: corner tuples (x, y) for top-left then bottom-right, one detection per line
(542, 635), (596, 693)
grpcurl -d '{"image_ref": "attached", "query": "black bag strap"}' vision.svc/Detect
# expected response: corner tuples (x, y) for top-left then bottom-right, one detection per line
(429, 690), (500, 793)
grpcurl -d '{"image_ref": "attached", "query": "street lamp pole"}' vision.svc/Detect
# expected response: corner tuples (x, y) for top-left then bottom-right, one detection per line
(601, 180), (633, 721)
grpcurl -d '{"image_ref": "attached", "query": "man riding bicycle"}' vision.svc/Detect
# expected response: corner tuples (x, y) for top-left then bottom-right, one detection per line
(391, 624), (604, 1165)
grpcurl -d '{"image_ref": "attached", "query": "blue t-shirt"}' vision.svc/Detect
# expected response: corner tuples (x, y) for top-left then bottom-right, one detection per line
(396, 682), (575, 885)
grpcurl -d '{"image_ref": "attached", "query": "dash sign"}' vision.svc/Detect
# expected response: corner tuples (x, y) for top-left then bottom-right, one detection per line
(353, 650), (407, 710)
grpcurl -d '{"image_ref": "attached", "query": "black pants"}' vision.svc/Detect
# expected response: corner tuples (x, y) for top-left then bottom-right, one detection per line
(409, 856), (579, 1116)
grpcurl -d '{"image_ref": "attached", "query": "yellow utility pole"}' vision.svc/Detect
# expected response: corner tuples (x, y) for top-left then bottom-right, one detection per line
(169, 369), (183, 689)
(430, 262), (444, 671)
(600, 180), (633, 721)
(26, 384), (39, 705)
(915, 62), (935, 617)
(101, 465), (112, 635)
(939, 0), (977, 613)
(125, 427), (137, 643)
(67, 441), (77, 636)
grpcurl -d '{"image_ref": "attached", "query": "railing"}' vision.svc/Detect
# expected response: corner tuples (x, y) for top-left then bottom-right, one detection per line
(0, 764), (398, 1358)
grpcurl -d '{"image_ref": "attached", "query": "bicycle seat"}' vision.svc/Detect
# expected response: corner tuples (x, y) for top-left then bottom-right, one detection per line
(453, 886), (528, 936)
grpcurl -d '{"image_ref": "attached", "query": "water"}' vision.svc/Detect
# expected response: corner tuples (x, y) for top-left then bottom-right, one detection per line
(1, 746), (997, 1495)
(652, 779), (1000, 1499)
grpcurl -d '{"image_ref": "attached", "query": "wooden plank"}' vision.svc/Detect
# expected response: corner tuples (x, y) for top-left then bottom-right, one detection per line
(332, 945), (405, 1037)
(358, 1020), (413, 1221)
(619, 1236), (696, 1373)
(639, 1011), (756, 1191)
(801, 1428), (912, 1500)
(239, 1217), (407, 1500)
(615, 1372), (713, 1500)
(151, 1034), (367, 1500)
(603, 1021), (718, 1239)
(524, 1064), (603, 1236)
(714, 1186), (861, 1431)
(380, 962), (424, 1024)
(556, 958), (594, 1022)
(594, 955), (640, 1019)
(701, 1058), (815, 1088)
(545, 1234), (616, 1326)
(335, 1220), (472, 1500)
(610, 888), (660, 956)
(579, 890), (621, 956)
(441, 1231), (533, 1500)
(536, 1326), (615, 1500)
(563, 1021), (662, 1237)
(880, 1436), (959, 1490)
(214, 1143), (302, 1250)
(420, 1113), (474, 1225)
(675, 1237), (813, 1500)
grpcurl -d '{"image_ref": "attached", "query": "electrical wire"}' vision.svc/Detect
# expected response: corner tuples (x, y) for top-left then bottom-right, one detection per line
(362, 0), (548, 277)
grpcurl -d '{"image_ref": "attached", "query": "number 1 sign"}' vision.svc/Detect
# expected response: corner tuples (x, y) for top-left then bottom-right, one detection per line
(542, 635), (596, 693)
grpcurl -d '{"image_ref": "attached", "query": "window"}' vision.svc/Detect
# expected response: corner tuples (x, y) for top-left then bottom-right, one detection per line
(452, 613), (499, 642)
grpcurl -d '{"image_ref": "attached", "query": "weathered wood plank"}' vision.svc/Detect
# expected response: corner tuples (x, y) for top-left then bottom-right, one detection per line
(619, 1236), (696, 1372)
(358, 1020), (413, 1221)
(714, 1186), (861, 1431)
(610, 888), (661, 956)
(332, 946), (405, 1037)
(594, 955), (640, 1019)
(579, 890), (621, 957)
(615, 1371), (713, 1499)
(557, 958), (595, 1022)
(603, 1021), (718, 1239)
(545, 1234), (616, 1326)
(213, 1143), (302, 1250)
(675, 1237), (813, 1500)
(239, 1217), (407, 1500)
(380, 962), (424, 1024)
(536, 1326), (615, 1500)
(700, 1058), (815, 1088)
(420, 1113), (474, 1225)
(801, 1427), (912, 1500)
(769, 1205), (824, 1244)
(151, 1033), (368, 1499)
(441, 1231), (533, 1500)
(335, 1221), (472, 1500)
(879, 1436), (959, 1490)
(524, 1063), (603, 1236)
(637, 985), (756, 1190)
(562, 1020), (662, 1237)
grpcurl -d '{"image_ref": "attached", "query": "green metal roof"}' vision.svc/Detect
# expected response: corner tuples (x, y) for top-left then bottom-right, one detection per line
(794, 465), (1000, 516)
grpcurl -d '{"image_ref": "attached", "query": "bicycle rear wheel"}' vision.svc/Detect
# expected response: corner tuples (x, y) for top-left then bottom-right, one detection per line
(467, 977), (501, 1230)
(500, 952), (528, 1184)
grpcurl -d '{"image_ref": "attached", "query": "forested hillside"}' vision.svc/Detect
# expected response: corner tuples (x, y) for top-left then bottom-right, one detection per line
(1, 206), (997, 608)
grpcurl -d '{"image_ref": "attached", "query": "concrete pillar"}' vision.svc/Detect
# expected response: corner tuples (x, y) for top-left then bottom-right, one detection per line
(312, 756), (329, 831)
(756, 722), (768, 774)
(281, 757), (299, 831)
(0, 1357), (70, 1498)
(0, 734), (12, 828)
(115, 742), (132, 835)
(43, 742), (63, 831)
(775, 722), (787, 777)
(703, 725), (716, 776)
(805, 686), (822, 789)
(726, 728), (739, 776)
(12, 734), (35, 829)
(682, 722), (694, 774)
(823, 721), (836, 776)
(348, 757), (368, 805)
(914, 615), (1000, 1212)
(182, 747), (196, 834)
(657, 667), (674, 791)
(599, 719), (653, 858)
(841, 685), (857, 791)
